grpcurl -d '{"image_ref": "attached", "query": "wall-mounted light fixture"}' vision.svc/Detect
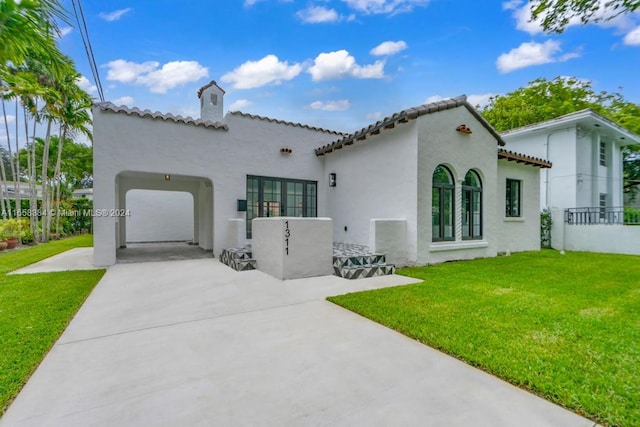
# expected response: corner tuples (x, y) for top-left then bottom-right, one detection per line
(164, 174), (171, 180)
(456, 124), (472, 135)
(280, 147), (293, 154)
(329, 173), (337, 187)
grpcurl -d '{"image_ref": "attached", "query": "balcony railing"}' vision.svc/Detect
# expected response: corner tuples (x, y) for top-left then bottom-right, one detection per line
(565, 207), (640, 225)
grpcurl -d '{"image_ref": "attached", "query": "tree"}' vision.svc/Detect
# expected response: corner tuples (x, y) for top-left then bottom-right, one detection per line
(480, 77), (616, 132)
(481, 76), (640, 197)
(18, 136), (92, 190)
(530, 0), (640, 33)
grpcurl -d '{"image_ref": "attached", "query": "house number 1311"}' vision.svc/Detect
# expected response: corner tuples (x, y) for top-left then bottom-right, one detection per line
(284, 221), (291, 255)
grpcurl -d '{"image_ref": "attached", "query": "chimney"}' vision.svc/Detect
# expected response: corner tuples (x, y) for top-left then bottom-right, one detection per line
(197, 81), (225, 123)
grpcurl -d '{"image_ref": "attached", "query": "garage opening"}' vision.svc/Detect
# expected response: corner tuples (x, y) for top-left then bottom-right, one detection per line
(114, 171), (214, 264)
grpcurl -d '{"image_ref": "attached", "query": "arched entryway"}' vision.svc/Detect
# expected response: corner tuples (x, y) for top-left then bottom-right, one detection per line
(114, 171), (214, 263)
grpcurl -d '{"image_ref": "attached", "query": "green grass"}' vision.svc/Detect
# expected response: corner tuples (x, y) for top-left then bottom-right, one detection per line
(0, 235), (105, 415)
(328, 250), (640, 427)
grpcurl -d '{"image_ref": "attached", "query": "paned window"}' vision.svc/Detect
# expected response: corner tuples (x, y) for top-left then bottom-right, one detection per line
(506, 179), (521, 217)
(462, 170), (482, 240)
(432, 165), (455, 241)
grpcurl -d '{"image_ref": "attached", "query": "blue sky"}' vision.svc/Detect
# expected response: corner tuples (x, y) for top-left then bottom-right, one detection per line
(59, 0), (640, 133)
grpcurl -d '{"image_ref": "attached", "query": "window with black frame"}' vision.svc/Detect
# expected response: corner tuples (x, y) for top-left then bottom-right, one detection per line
(246, 175), (317, 239)
(432, 165), (455, 241)
(462, 170), (482, 240)
(505, 178), (522, 217)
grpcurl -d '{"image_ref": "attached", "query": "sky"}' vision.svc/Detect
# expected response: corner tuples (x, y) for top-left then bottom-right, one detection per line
(57, 0), (640, 133)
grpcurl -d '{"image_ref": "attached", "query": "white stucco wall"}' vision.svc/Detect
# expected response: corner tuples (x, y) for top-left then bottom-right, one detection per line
(417, 108), (499, 264)
(252, 217), (333, 279)
(93, 107), (337, 266)
(125, 190), (193, 243)
(496, 160), (541, 253)
(323, 121), (419, 262)
(503, 127), (576, 211)
(563, 224), (640, 255)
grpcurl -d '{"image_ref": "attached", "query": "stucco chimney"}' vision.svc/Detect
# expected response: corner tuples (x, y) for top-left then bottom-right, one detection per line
(197, 81), (225, 123)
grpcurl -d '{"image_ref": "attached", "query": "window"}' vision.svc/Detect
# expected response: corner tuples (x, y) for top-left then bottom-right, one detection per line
(462, 170), (482, 240)
(246, 175), (317, 239)
(505, 179), (521, 217)
(599, 141), (606, 166)
(432, 165), (455, 242)
(211, 93), (218, 106)
(599, 193), (607, 220)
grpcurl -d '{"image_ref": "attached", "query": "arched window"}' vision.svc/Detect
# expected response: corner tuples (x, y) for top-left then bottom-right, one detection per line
(462, 170), (482, 240)
(432, 165), (455, 241)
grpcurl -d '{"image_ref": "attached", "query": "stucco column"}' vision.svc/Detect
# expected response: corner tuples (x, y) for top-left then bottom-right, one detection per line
(455, 179), (463, 242)
(192, 189), (199, 244)
(93, 177), (117, 266)
(118, 189), (127, 248)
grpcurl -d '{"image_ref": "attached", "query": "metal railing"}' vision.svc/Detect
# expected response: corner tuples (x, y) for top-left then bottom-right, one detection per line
(565, 207), (640, 225)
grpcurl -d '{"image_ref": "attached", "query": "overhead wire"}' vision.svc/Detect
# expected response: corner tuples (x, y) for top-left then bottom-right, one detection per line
(71, 0), (105, 102)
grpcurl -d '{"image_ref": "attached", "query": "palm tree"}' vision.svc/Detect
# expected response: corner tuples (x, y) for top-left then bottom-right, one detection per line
(0, 0), (67, 67)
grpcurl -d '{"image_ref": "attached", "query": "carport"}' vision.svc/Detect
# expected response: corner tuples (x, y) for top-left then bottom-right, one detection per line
(93, 171), (214, 265)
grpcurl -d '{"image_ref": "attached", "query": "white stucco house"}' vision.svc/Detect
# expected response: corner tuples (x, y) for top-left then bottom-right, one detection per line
(502, 110), (640, 255)
(92, 81), (550, 276)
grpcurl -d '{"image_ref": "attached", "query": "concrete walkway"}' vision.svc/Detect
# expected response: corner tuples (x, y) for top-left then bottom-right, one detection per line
(1, 259), (595, 426)
(9, 248), (98, 274)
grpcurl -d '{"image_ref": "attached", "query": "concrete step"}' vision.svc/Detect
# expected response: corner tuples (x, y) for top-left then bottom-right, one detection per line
(333, 254), (386, 269)
(334, 263), (396, 280)
(220, 248), (256, 272)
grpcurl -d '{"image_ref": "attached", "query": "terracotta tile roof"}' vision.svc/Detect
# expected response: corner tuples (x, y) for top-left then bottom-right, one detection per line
(315, 95), (506, 156)
(228, 111), (345, 135)
(498, 149), (552, 168)
(197, 80), (226, 98)
(94, 102), (228, 130)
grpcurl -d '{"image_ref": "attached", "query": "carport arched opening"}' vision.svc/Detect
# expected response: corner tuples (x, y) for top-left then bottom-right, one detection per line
(114, 171), (214, 263)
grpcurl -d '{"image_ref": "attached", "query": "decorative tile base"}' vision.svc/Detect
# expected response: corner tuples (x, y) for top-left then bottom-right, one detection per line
(221, 243), (395, 278)
(220, 247), (256, 272)
(336, 264), (396, 280)
(332, 242), (395, 279)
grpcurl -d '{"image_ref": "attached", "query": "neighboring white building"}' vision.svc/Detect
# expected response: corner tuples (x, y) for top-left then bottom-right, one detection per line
(502, 110), (640, 255)
(92, 81), (550, 267)
(72, 188), (93, 200)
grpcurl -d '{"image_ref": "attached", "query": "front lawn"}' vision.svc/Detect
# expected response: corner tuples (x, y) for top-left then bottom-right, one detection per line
(0, 235), (105, 415)
(328, 250), (640, 427)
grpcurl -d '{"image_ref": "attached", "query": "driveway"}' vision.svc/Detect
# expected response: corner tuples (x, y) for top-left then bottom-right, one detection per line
(1, 259), (594, 426)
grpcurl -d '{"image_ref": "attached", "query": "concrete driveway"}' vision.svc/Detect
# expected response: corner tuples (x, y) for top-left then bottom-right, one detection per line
(1, 259), (594, 426)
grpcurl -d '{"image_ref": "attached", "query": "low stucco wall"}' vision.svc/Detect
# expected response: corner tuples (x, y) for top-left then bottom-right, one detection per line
(562, 223), (640, 255)
(252, 217), (333, 280)
(369, 219), (408, 266)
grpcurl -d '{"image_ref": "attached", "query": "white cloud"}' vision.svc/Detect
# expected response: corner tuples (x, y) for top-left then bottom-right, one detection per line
(370, 40), (408, 56)
(624, 26), (640, 45)
(112, 96), (135, 106)
(221, 55), (302, 89)
(342, 0), (429, 15)
(307, 100), (351, 111)
(4, 114), (15, 124)
(99, 8), (132, 22)
(76, 75), (98, 95)
(366, 112), (383, 121)
(426, 93), (497, 108)
(425, 95), (445, 103)
(104, 60), (158, 83)
(103, 59), (209, 94)
(229, 99), (252, 111)
(467, 93), (498, 108)
(57, 26), (72, 38)
(308, 50), (385, 81)
(496, 40), (579, 73)
(297, 6), (340, 23)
